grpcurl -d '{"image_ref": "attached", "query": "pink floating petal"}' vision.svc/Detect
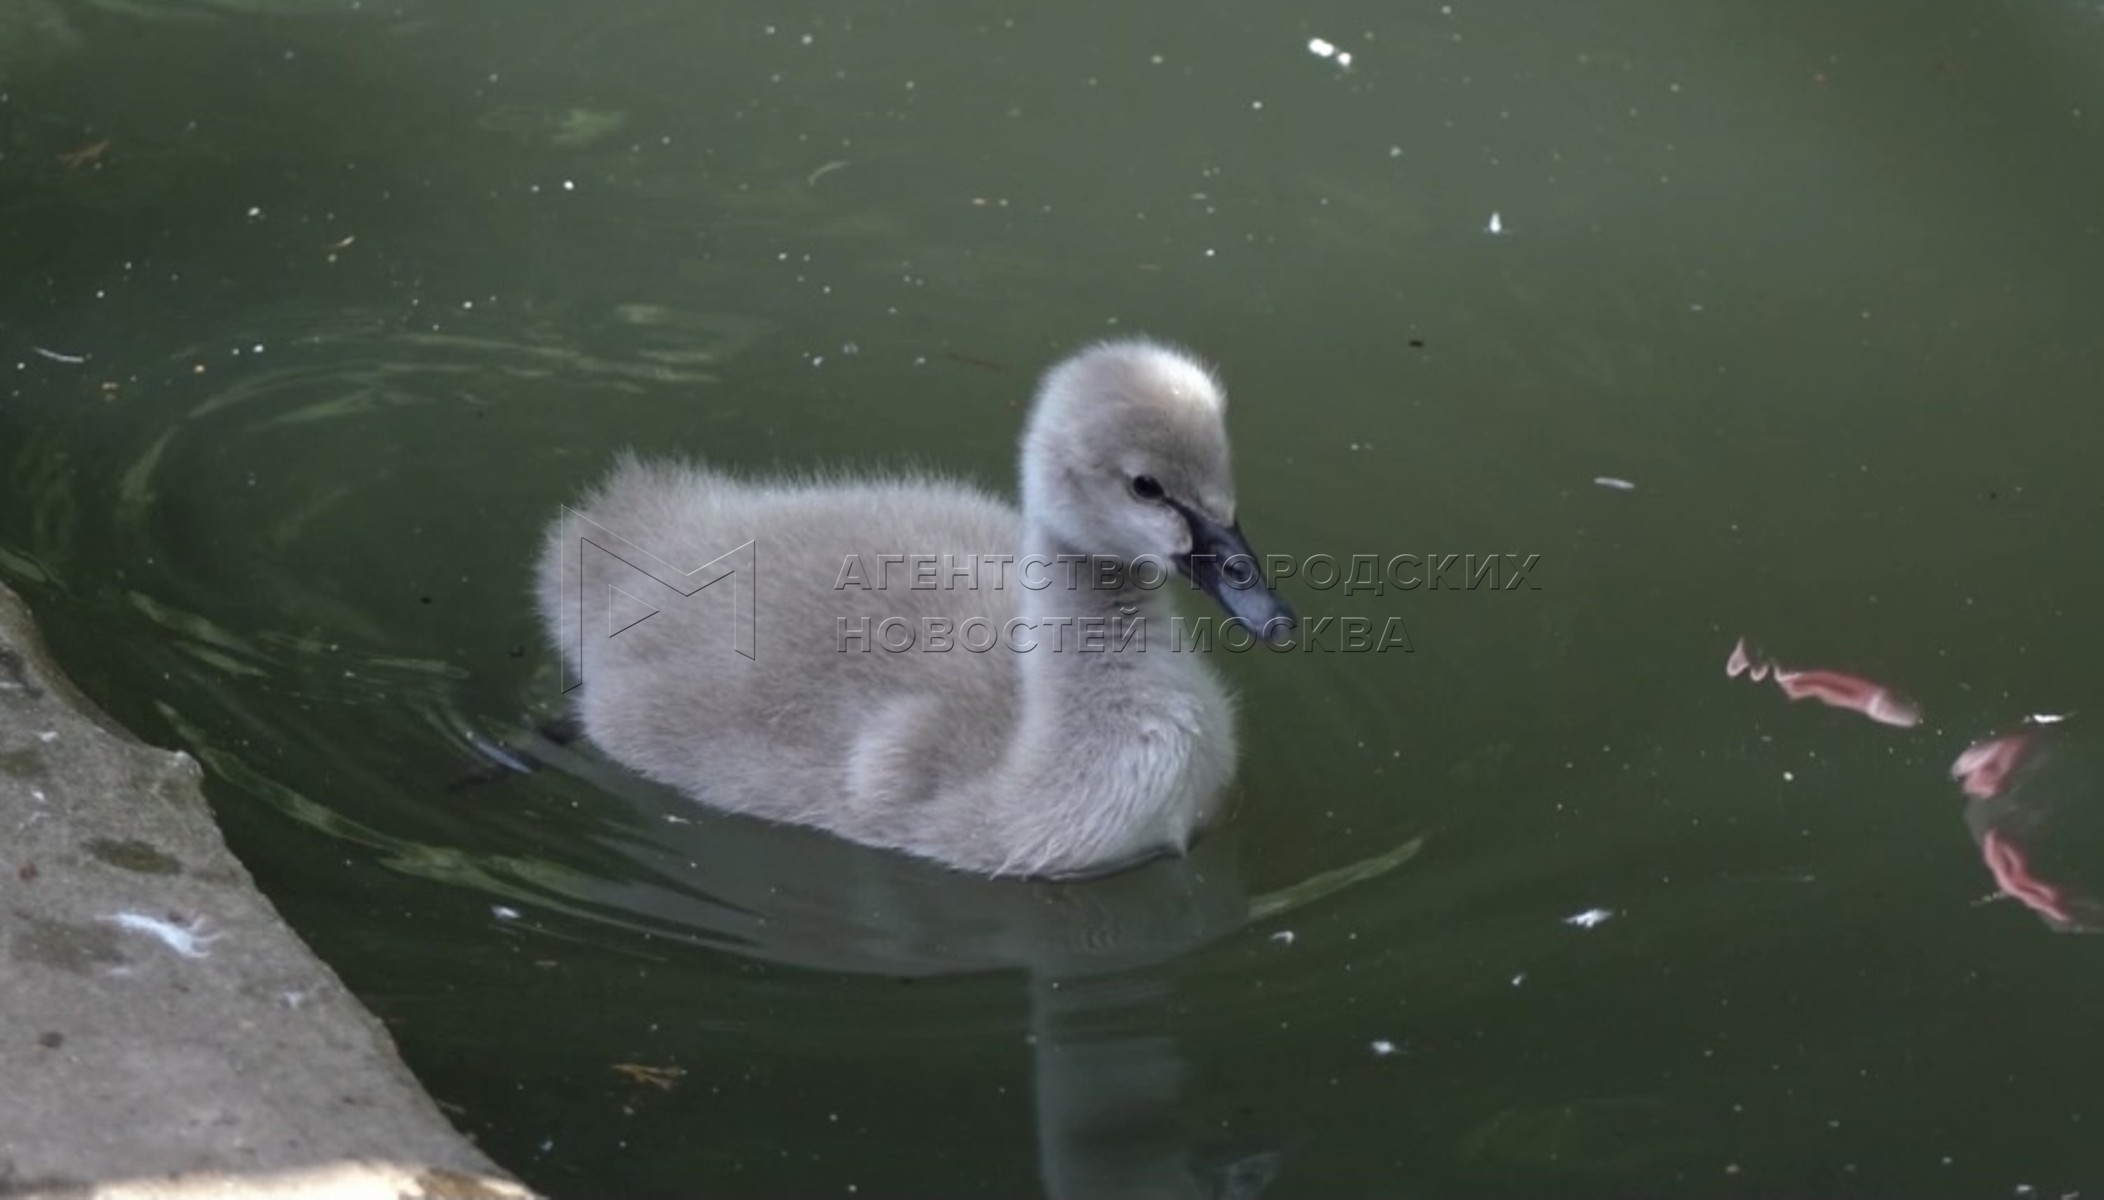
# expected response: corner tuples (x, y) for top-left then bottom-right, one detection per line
(1864, 689), (1923, 729)
(1725, 637), (1776, 681)
(1770, 667), (1921, 728)
(1982, 830), (2076, 926)
(1724, 637), (1918, 729)
(1951, 741), (2000, 780)
(1772, 667), (1878, 707)
(1726, 637), (1752, 678)
(1951, 733), (2032, 800)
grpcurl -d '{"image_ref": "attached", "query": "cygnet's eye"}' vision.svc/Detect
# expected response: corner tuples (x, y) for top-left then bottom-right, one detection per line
(1129, 474), (1165, 501)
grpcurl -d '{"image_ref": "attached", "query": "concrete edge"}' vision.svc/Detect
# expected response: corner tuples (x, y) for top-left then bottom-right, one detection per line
(0, 581), (545, 1200)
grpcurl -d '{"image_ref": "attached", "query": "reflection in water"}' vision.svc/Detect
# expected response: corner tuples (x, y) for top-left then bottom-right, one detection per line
(1032, 975), (1278, 1200)
(508, 728), (1416, 1197)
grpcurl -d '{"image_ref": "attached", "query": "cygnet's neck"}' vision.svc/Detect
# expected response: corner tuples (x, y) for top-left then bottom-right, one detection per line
(976, 520), (1206, 876)
(1014, 523), (1167, 651)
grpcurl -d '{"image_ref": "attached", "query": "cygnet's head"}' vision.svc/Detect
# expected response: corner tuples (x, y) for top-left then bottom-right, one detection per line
(1019, 338), (1295, 643)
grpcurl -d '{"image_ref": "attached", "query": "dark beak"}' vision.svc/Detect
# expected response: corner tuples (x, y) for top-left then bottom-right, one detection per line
(1174, 507), (1296, 647)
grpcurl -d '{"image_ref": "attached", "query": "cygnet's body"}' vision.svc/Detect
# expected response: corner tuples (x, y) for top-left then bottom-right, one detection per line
(535, 338), (1293, 878)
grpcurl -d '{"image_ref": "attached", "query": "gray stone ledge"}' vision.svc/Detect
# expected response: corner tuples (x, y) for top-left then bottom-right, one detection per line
(0, 583), (539, 1200)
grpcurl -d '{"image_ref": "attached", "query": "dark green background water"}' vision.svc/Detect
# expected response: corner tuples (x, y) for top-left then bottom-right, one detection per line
(5, 0), (2103, 1195)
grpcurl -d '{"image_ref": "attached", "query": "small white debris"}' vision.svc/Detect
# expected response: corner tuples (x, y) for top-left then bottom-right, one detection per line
(1592, 476), (1636, 491)
(1563, 907), (1615, 929)
(1304, 38), (1352, 68)
(1510, 972), (1527, 987)
(246, 206), (263, 218)
(103, 912), (220, 959)
(1370, 1039), (1398, 1056)
(662, 813), (693, 825)
(1269, 930), (1297, 946)
(280, 988), (312, 1010)
(1486, 211), (1504, 235)
(31, 346), (87, 365)
(2028, 712), (2072, 725)
(36, 731), (58, 743)
(492, 905), (522, 921)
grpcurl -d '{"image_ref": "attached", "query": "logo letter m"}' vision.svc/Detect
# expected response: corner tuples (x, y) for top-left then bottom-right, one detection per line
(559, 505), (756, 693)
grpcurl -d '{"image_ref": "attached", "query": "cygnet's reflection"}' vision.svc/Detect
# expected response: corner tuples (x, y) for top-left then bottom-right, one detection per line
(517, 729), (1417, 1197)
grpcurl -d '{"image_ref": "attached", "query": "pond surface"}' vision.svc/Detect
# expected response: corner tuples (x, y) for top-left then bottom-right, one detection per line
(5, 0), (2104, 1195)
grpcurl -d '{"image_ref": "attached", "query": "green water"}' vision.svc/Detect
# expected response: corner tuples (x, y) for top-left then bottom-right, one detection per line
(5, 0), (2104, 1195)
